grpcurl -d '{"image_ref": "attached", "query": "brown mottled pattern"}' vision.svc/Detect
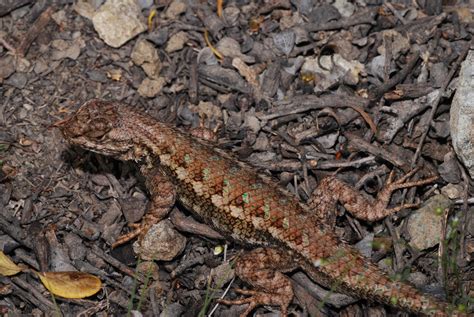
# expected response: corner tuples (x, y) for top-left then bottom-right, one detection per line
(56, 100), (463, 317)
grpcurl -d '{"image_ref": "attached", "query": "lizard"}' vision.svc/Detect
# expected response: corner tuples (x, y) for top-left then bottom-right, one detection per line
(54, 99), (464, 316)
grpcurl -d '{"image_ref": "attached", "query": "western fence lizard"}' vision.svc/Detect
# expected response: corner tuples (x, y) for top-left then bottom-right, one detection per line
(55, 99), (463, 316)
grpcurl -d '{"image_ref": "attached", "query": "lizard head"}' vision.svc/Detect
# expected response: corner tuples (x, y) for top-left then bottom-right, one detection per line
(54, 99), (134, 157)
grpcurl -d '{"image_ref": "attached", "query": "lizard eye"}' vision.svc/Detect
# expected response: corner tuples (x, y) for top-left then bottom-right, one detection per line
(84, 118), (111, 139)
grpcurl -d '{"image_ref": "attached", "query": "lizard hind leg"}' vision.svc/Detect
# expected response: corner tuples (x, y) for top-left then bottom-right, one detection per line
(219, 247), (297, 317)
(308, 169), (438, 224)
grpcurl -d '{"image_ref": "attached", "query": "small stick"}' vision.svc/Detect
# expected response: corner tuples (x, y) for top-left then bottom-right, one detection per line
(91, 245), (146, 283)
(303, 9), (377, 32)
(345, 132), (409, 170)
(17, 6), (54, 57)
(370, 51), (420, 101)
(384, 2), (407, 25)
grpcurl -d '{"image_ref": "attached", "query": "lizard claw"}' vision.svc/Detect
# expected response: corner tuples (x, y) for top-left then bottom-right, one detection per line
(368, 168), (439, 220)
(112, 230), (140, 248)
(382, 168), (438, 194)
(385, 167), (420, 185)
(112, 223), (149, 248)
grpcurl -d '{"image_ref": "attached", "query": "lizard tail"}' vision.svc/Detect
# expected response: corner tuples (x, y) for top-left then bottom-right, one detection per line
(304, 245), (463, 316)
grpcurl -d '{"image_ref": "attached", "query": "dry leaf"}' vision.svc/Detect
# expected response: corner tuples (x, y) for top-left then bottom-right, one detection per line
(106, 69), (122, 81)
(273, 30), (295, 56)
(19, 137), (33, 146)
(37, 271), (102, 299)
(248, 16), (264, 33)
(1, 164), (18, 180)
(0, 251), (22, 276)
(232, 58), (257, 84)
(348, 104), (377, 134)
(0, 283), (12, 295)
(232, 57), (262, 100)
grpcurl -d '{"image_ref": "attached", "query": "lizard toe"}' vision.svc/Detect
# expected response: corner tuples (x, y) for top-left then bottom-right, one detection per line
(219, 289), (291, 317)
(112, 222), (151, 248)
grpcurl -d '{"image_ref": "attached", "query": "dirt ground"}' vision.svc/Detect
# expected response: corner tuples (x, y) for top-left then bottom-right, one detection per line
(0, 0), (473, 316)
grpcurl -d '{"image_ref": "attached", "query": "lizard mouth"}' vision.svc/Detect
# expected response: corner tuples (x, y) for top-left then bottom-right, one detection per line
(51, 116), (74, 138)
(51, 116), (80, 140)
(51, 117), (70, 128)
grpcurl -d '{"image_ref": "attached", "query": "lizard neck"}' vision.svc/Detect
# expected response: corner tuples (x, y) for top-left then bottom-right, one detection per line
(120, 112), (183, 161)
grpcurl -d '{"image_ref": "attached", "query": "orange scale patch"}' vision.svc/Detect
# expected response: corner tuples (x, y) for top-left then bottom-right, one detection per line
(229, 185), (247, 203)
(171, 151), (186, 165)
(187, 163), (205, 181)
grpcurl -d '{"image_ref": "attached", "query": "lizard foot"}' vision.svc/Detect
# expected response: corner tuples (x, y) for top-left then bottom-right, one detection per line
(111, 214), (159, 248)
(112, 223), (149, 248)
(382, 167), (429, 189)
(218, 287), (291, 317)
(189, 116), (220, 142)
(309, 167), (439, 223)
(218, 248), (296, 317)
(375, 167), (439, 215)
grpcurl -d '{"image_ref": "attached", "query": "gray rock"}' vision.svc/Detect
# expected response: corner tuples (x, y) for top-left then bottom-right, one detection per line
(406, 194), (452, 251)
(438, 151), (461, 184)
(160, 302), (185, 317)
(5, 72), (27, 89)
(137, 77), (166, 98)
(131, 39), (161, 79)
(0, 235), (20, 253)
(450, 50), (474, 179)
(165, 0), (187, 19)
(147, 27), (169, 46)
(210, 262), (235, 287)
(0, 55), (15, 80)
(50, 38), (85, 61)
(430, 62), (448, 88)
(87, 69), (108, 83)
(355, 233), (374, 258)
(165, 31), (188, 53)
(92, 0), (146, 48)
(216, 37), (255, 63)
(309, 4), (341, 24)
(133, 219), (186, 261)
(64, 233), (86, 261)
(137, 0), (153, 9)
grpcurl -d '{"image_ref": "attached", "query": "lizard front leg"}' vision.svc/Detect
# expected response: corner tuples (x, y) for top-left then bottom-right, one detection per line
(112, 166), (176, 248)
(219, 248), (297, 317)
(308, 169), (438, 225)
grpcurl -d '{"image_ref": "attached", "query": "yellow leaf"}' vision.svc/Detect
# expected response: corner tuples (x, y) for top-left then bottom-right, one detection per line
(0, 251), (21, 276)
(37, 271), (102, 299)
